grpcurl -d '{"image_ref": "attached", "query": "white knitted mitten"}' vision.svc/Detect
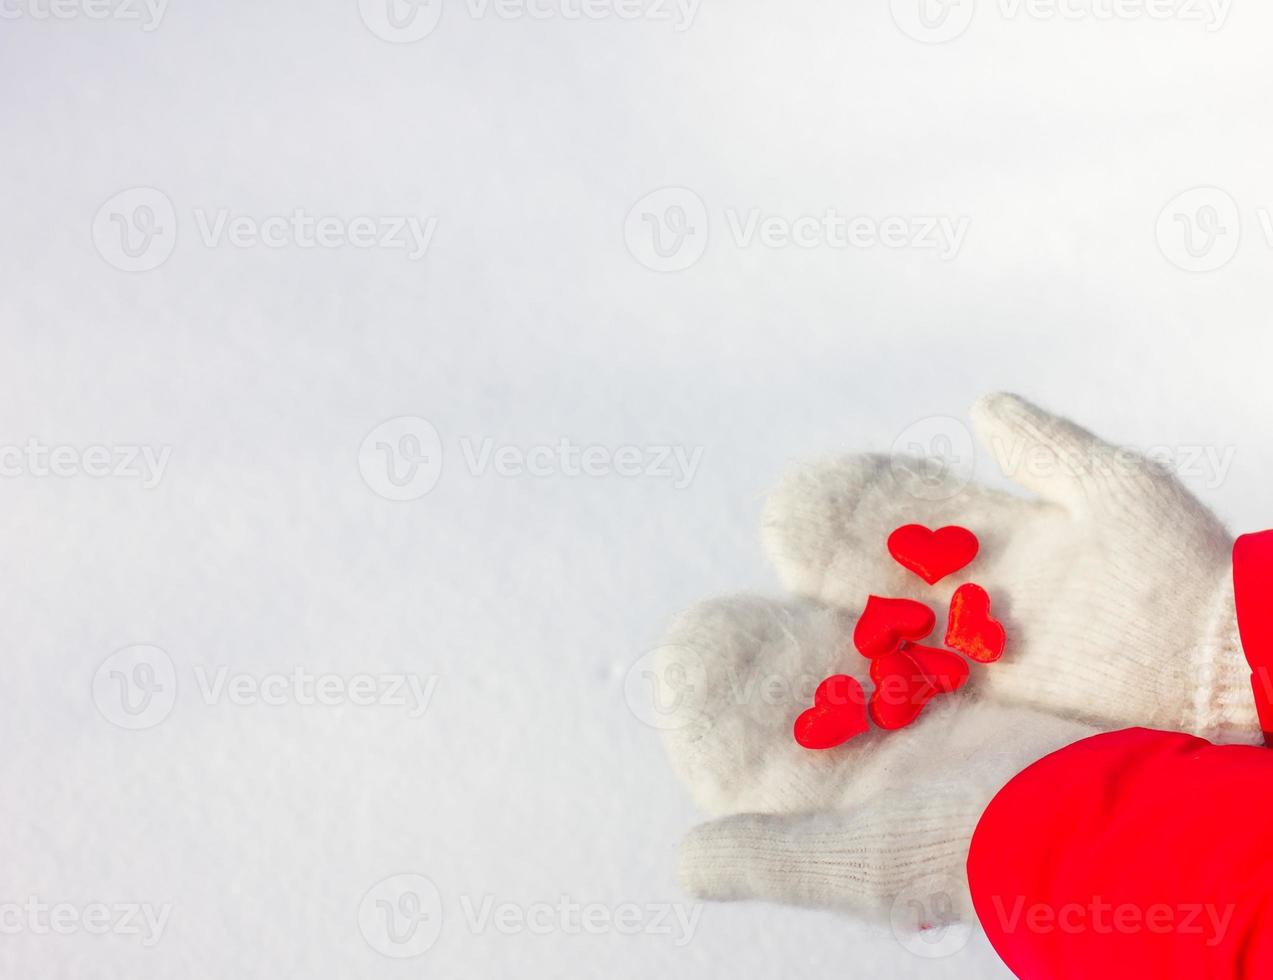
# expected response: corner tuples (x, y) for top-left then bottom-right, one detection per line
(765, 392), (1255, 743)
(658, 597), (1098, 922)
(656, 393), (1255, 920)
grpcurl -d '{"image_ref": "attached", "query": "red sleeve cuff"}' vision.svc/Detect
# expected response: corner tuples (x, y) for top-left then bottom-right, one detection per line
(1232, 531), (1273, 745)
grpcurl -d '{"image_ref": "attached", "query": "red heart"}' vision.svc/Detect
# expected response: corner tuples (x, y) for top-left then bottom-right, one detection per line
(853, 595), (936, 658)
(868, 645), (969, 729)
(887, 524), (979, 584)
(793, 675), (869, 750)
(904, 643), (970, 693)
(868, 650), (937, 730)
(945, 583), (1006, 663)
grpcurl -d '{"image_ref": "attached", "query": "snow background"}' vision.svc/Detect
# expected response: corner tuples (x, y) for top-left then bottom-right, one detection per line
(3, 0), (1273, 976)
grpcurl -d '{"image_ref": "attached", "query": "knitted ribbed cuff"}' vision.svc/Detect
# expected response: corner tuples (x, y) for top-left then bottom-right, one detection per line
(1191, 575), (1261, 745)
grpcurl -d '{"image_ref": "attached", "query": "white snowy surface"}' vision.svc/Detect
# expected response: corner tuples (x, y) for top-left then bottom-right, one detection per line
(3, 1), (1273, 976)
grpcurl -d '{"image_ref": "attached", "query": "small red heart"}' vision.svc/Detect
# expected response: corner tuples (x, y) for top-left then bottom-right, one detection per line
(868, 645), (969, 729)
(853, 595), (936, 658)
(793, 675), (869, 750)
(868, 649), (939, 730)
(887, 524), (979, 584)
(945, 583), (1006, 663)
(904, 643), (970, 693)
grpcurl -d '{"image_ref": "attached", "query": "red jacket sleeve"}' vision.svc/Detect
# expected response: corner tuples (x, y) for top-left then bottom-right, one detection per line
(968, 727), (1273, 979)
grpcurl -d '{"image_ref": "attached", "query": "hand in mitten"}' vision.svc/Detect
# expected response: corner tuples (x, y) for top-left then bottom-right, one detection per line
(765, 392), (1255, 742)
(659, 596), (1098, 923)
